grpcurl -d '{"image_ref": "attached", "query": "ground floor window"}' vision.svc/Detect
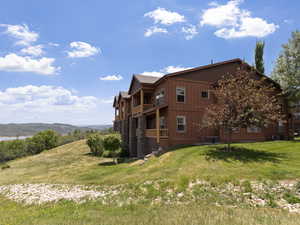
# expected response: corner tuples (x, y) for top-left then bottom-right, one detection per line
(176, 116), (186, 132)
(247, 126), (261, 133)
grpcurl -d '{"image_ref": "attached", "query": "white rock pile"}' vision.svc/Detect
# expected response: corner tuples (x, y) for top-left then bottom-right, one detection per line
(0, 184), (109, 205)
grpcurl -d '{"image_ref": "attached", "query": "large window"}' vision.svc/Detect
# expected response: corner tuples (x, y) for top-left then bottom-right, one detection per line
(176, 116), (186, 132)
(176, 87), (185, 103)
(247, 126), (261, 133)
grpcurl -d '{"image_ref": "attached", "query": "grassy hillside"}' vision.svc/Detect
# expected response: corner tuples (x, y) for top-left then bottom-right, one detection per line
(1, 140), (300, 185)
(1, 140), (300, 225)
(0, 123), (108, 136)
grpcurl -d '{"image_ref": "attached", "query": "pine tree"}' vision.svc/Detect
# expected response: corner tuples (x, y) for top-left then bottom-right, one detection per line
(255, 40), (265, 74)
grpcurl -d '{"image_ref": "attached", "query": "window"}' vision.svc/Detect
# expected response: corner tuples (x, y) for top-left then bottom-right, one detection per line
(232, 127), (240, 133)
(294, 112), (300, 120)
(176, 87), (185, 103)
(160, 116), (166, 129)
(201, 91), (209, 99)
(176, 116), (186, 132)
(156, 89), (165, 105)
(247, 126), (261, 133)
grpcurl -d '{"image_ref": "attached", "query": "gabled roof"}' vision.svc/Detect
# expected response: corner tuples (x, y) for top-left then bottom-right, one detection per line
(135, 75), (160, 84)
(128, 74), (159, 95)
(127, 58), (281, 94)
(154, 58), (243, 85)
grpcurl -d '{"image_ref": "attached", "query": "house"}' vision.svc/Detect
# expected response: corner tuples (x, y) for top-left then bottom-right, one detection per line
(113, 58), (292, 158)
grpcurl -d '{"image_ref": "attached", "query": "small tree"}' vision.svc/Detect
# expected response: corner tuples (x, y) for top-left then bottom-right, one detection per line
(86, 133), (104, 156)
(272, 31), (300, 105)
(103, 135), (121, 164)
(255, 40), (265, 74)
(202, 69), (284, 150)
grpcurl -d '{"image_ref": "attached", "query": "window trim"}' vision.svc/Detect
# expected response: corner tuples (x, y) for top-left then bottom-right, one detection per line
(176, 116), (186, 133)
(176, 87), (186, 103)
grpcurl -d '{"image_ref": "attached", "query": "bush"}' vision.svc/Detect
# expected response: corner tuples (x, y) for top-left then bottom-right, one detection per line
(86, 134), (104, 156)
(103, 134), (121, 164)
(26, 130), (59, 155)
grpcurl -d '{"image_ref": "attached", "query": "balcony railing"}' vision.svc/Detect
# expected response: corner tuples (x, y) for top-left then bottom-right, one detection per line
(132, 104), (155, 115)
(145, 129), (168, 138)
(115, 115), (121, 121)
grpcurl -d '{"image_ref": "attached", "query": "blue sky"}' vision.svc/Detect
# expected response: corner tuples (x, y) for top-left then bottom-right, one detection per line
(0, 0), (298, 125)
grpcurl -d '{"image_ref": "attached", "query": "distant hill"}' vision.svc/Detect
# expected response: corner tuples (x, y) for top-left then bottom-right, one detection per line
(83, 125), (112, 130)
(0, 123), (111, 137)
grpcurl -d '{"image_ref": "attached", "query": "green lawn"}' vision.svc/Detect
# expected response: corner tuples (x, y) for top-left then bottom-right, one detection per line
(1, 140), (300, 185)
(1, 140), (300, 225)
(1, 197), (300, 225)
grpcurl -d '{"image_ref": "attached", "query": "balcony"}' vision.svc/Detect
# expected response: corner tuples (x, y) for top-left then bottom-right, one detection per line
(132, 104), (154, 115)
(145, 129), (169, 139)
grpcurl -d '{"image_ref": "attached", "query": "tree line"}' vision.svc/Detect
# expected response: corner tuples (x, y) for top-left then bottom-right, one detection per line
(0, 129), (103, 163)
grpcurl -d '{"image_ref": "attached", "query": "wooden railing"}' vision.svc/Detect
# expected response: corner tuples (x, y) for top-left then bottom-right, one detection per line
(145, 129), (168, 138)
(132, 104), (155, 115)
(144, 104), (154, 111)
(115, 115), (120, 121)
(132, 105), (142, 114)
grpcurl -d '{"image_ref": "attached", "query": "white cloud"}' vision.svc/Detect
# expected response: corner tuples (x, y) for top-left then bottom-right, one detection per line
(200, 0), (278, 39)
(144, 8), (185, 25)
(0, 85), (98, 108)
(215, 17), (278, 39)
(67, 41), (100, 58)
(99, 75), (123, 81)
(20, 45), (44, 57)
(144, 26), (168, 37)
(141, 65), (192, 77)
(0, 24), (39, 46)
(0, 53), (60, 75)
(0, 85), (114, 125)
(182, 25), (198, 40)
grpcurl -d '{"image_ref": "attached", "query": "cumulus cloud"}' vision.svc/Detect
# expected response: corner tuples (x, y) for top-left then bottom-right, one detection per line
(67, 41), (100, 58)
(20, 45), (44, 57)
(144, 26), (168, 37)
(144, 8), (185, 25)
(0, 53), (60, 75)
(141, 65), (192, 77)
(0, 85), (114, 124)
(0, 85), (98, 108)
(99, 75), (123, 81)
(182, 25), (198, 40)
(200, 0), (278, 39)
(0, 24), (39, 46)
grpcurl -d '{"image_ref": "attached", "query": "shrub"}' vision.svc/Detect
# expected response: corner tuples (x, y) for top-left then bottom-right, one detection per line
(283, 192), (300, 204)
(86, 134), (104, 156)
(103, 134), (121, 164)
(26, 130), (59, 154)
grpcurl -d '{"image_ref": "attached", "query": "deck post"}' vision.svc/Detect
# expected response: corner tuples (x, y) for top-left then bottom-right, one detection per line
(156, 108), (160, 143)
(141, 89), (144, 113)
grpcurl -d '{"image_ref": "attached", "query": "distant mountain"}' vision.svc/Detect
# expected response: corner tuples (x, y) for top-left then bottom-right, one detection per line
(0, 123), (109, 137)
(83, 125), (112, 130)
